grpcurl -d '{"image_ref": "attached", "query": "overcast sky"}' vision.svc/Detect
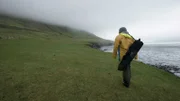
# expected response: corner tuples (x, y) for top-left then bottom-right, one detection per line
(0, 0), (180, 43)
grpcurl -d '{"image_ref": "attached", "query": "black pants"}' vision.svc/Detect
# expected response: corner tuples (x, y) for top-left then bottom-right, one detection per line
(123, 65), (131, 86)
(118, 64), (131, 87)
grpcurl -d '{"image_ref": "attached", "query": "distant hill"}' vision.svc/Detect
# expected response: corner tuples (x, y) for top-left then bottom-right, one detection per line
(0, 14), (113, 46)
(0, 15), (94, 38)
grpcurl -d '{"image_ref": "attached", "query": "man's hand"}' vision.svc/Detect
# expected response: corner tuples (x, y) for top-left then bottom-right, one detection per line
(134, 58), (138, 61)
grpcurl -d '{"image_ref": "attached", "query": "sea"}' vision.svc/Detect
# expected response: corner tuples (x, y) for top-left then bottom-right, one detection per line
(100, 42), (180, 77)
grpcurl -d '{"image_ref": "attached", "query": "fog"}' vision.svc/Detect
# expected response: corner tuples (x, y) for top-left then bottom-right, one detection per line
(0, 0), (180, 43)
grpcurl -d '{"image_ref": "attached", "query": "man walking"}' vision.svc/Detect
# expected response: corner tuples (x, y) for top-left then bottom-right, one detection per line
(113, 27), (138, 87)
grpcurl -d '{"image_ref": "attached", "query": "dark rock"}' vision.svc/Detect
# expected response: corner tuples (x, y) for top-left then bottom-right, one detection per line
(87, 42), (113, 50)
(103, 49), (108, 51)
(86, 42), (101, 49)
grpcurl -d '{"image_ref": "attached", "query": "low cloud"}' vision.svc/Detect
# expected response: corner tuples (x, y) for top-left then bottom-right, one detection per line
(0, 0), (180, 43)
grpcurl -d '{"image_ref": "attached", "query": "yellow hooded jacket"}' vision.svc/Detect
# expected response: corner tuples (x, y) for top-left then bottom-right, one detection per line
(112, 33), (138, 61)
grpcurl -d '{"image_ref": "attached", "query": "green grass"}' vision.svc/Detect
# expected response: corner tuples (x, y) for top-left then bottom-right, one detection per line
(0, 15), (180, 101)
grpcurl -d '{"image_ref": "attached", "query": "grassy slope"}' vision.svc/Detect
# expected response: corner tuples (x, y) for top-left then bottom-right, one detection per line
(0, 15), (180, 101)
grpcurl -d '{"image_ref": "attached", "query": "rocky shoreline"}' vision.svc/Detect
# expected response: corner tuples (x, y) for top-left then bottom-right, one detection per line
(149, 64), (180, 76)
(137, 61), (180, 77)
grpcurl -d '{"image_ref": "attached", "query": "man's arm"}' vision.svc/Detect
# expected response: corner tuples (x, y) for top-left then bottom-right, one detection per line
(112, 35), (121, 59)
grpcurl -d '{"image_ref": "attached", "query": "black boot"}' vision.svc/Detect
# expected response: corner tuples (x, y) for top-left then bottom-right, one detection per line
(123, 80), (130, 88)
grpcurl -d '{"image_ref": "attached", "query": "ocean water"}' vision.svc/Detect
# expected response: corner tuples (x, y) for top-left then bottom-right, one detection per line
(100, 43), (180, 77)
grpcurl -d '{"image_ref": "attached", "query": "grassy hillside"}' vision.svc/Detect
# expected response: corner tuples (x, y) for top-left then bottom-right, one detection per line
(0, 15), (180, 101)
(0, 15), (112, 44)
